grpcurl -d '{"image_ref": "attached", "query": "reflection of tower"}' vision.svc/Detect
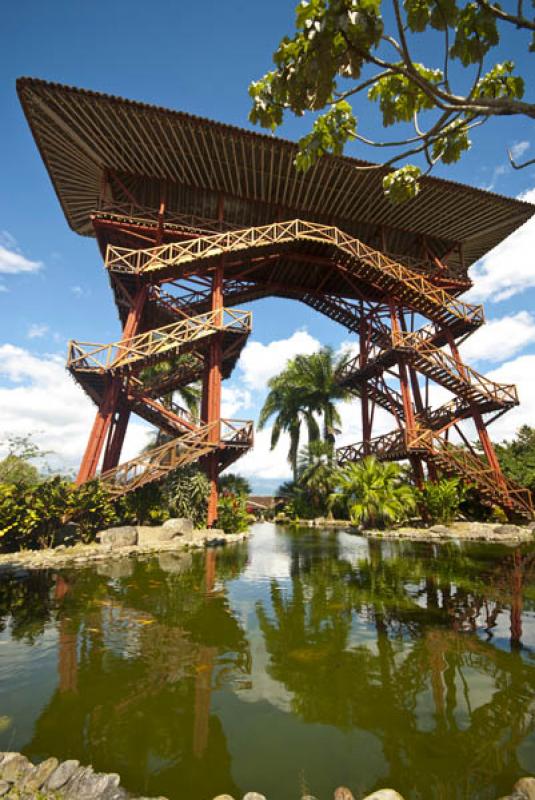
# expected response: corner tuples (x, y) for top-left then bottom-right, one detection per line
(510, 549), (523, 649)
(192, 549), (217, 759)
(55, 576), (78, 694)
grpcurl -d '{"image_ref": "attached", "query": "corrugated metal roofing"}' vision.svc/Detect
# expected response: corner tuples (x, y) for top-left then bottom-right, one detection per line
(17, 77), (535, 274)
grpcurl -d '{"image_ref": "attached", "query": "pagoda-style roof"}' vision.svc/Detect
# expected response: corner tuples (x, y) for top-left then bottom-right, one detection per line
(17, 77), (534, 275)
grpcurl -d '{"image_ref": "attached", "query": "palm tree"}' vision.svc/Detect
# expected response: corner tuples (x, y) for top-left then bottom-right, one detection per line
(258, 372), (319, 479)
(331, 456), (416, 528)
(297, 440), (336, 514)
(258, 347), (349, 478)
(139, 355), (201, 417)
(291, 347), (349, 447)
(218, 473), (251, 497)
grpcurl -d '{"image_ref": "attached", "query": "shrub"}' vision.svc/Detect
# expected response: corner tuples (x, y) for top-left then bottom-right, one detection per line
(217, 493), (253, 534)
(164, 466), (210, 528)
(330, 457), (416, 528)
(419, 477), (466, 525)
(119, 482), (168, 526)
(0, 477), (71, 550)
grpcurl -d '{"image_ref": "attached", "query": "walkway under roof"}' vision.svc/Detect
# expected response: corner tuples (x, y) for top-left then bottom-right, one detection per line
(17, 77), (535, 276)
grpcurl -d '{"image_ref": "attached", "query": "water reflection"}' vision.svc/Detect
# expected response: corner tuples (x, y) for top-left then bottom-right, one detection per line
(0, 526), (533, 800)
(253, 530), (535, 799)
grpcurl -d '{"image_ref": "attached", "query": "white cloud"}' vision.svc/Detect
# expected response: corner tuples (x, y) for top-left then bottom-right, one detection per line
(238, 329), (320, 389)
(0, 284), (7, 293)
(0, 344), (151, 473)
(460, 311), (535, 364)
(483, 354), (535, 441)
(465, 187), (535, 303)
(27, 323), (50, 340)
(510, 140), (530, 161)
(484, 163), (507, 192)
(236, 427), (293, 481)
(221, 385), (252, 418)
(0, 235), (42, 275)
(70, 285), (89, 299)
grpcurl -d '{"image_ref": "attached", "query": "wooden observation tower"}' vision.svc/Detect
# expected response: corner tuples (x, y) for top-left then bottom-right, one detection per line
(18, 78), (534, 522)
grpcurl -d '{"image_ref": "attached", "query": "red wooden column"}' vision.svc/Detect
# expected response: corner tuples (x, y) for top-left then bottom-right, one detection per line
(203, 260), (224, 526)
(76, 285), (148, 484)
(445, 331), (506, 484)
(359, 309), (371, 455)
(389, 302), (425, 488)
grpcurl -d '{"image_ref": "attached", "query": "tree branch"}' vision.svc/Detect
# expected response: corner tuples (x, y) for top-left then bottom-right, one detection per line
(476, 0), (535, 31)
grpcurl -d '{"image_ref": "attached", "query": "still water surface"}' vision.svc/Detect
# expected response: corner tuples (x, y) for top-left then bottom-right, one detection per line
(0, 523), (534, 800)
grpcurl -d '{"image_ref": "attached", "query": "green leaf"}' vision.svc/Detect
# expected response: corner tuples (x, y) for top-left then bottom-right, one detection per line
(383, 165), (422, 203)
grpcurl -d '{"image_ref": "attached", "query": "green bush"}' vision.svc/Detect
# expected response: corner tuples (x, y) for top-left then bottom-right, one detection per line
(164, 466), (210, 528)
(330, 457), (416, 528)
(419, 477), (466, 525)
(119, 483), (168, 526)
(0, 477), (120, 551)
(0, 478), (71, 550)
(217, 493), (253, 534)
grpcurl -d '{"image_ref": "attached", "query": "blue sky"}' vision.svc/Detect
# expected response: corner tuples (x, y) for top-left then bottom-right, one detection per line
(1, 1), (534, 492)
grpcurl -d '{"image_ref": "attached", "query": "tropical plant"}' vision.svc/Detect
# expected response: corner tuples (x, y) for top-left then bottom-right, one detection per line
(259, 347), (349, 477)
(418, 477), (466, 525)
(118, 482), (167, 526)
(277, 479), (316, 520)
(68, 479), (119, 541)
(139, 355), (201, 416)
(218, 473), (252, 497)
(249, 0), (534, 201)
(330, 456), (416, 528)
(292, 348), (349, 447)
(164, 465), (210, 527)
(258, 372), (318, 479)
(217, 492), (253, 534)
(297, 440), (337, 514)
(0, 477), (119, 551)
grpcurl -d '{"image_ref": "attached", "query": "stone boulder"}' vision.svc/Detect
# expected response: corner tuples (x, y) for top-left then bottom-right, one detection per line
(514, 777), (535, 800)
(494, 524), (521, 536)
(162, 517), (193, 536)
(98, 526), (138, 548)
(137, 526), (177, 546)
(429, 524), (451, 535)
(361, 791), (405, 800)
(193, 528), (226, 546)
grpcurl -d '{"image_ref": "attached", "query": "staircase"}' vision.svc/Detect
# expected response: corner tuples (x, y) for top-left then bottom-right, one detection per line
(105, 219), (485, 336)
(100, 419), (253, 499)
(339, 329), (518, 416)
(68, 307), (254, 496)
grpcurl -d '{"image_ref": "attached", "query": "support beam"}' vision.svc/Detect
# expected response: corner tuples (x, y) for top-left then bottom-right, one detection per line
(359, 309), (371, 455)
(76, 285), (148, 484)
(203, 259), (224, 526)
(389, 302), (424, 488)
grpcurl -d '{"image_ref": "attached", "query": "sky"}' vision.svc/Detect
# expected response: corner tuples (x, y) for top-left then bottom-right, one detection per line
(0, 1), (534, 493)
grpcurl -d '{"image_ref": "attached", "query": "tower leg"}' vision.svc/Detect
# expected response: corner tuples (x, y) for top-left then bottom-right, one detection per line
(390, 302), (424, 489)
(76, 285), (147, 484)
(203, 261), (224, 526)
(359, 312), (371, 455)
(102, 404), (131, 472)
(446, 332), (506, 485)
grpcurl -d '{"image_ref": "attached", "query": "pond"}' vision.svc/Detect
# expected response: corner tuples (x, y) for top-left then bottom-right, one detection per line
(0, 523), (534, 800)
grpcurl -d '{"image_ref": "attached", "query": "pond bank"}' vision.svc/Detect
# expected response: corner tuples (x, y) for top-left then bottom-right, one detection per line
(1, 752), (533, 800)
(0, 521), (249, 574)
(278, 517), (534, 543)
